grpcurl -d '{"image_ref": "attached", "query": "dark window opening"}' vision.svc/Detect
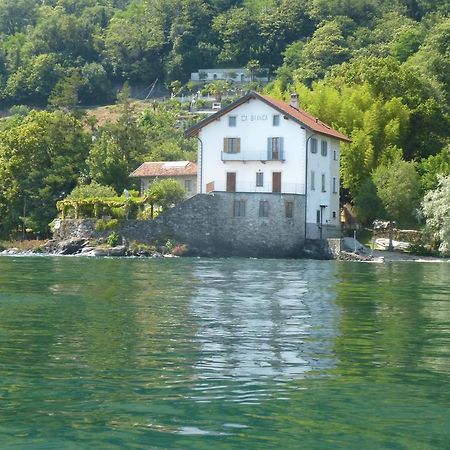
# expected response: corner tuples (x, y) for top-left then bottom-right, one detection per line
(285, 201), (294, 218)
(259, 200), (269, 217)
(256, 172), (264, 187)
(233, 200), (246, 217)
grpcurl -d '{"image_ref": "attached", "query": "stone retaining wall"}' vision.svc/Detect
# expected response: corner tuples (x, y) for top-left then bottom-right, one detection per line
(55, 193), (341, 258)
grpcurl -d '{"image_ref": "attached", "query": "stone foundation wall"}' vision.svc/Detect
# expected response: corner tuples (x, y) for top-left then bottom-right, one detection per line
(55, 193), (341, 258)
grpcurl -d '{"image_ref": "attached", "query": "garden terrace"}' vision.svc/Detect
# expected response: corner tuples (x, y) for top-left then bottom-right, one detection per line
(56, 197), (151, 220)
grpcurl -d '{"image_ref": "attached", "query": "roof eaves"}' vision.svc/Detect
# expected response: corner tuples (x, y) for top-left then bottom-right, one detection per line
(129, 162), (148, 177)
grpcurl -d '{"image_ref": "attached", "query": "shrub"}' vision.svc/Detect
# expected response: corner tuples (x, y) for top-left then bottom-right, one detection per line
(129, 241), (157, 256)
(171, 243), (188, 256)
(106, 231), (120, 247)
(164, 239), (174, 253)
(67, 181), (117, 200)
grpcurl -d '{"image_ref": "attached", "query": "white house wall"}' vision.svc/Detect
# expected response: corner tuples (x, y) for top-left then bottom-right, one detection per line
(305, 134), (340, 232)
(199, 97), (307, 193)
(197, 96), (341, 239)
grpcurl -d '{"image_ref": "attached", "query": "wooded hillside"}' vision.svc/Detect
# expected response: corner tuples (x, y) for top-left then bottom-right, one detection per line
(0, 0), (449, 241)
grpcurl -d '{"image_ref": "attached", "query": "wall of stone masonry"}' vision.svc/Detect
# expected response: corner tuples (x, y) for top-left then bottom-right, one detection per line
(55, 193), (339, 258)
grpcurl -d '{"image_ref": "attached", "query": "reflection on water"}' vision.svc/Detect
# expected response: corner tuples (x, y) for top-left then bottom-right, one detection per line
(190, 260), (339, 388)
(0, 256), (450, 449)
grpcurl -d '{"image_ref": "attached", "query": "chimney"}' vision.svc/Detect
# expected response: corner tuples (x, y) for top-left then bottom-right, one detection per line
(290, 93), (299, 109)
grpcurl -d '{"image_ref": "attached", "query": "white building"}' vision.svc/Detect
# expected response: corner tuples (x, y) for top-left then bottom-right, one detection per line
(186, 91), (351, 239)
(190, 68), (269, 84)
(129, 161), (197, 198)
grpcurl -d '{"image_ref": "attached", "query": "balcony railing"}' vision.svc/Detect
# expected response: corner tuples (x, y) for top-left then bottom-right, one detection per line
(206, 180), (304, 195)
(221, 150), (285, 162)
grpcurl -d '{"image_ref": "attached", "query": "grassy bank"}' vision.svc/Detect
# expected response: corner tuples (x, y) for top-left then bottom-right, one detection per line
(0, 240), (44, 252)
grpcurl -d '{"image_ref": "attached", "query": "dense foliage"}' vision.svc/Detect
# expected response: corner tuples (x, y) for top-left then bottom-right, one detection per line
(0, 0), (449, 240)
(0, 0), (447, 107)
(422, 175), (450, 255)
(146, 178), (187, 211)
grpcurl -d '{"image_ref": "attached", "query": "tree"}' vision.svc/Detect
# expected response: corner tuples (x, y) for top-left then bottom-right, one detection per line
(418, 147), (450, 192)
(354, 177), (384, 225)
(372, 158), (421, 227)
(293, 20), (351, 84)
(245, 59), (261, 82)
(48, 70), (83, 110)
(422, 175), (450, 255)
(87, 133), (130, 193)
(146, 178), (186, 211)
(212, 7), (261, 65)
(0, 111), (90, 237)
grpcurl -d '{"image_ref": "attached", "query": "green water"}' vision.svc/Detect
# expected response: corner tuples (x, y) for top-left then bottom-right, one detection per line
(0, 257), (449, 449)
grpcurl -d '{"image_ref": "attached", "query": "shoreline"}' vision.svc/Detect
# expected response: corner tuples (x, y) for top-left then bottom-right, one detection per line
(1, 247), (449, 263)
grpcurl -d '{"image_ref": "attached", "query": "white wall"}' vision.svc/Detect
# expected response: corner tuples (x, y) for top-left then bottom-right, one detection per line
(305, 134), (340, 230)
(198, 97), (307, 194)
(197, 96), (341, 237)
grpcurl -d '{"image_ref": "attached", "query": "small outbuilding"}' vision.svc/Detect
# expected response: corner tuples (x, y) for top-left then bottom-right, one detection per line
(130, 161), (198, 197)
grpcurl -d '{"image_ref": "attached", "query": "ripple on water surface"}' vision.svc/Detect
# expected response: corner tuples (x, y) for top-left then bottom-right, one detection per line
(0, 256), (450, 449)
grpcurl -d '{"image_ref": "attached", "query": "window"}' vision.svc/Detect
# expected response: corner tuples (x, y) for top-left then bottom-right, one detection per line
(228, 116), (237, 127)
(310, 138), (318, 154)
(310, 171), (315, 190)
(272, 114), (280, 126)
(259, 200), (269, 217)
(332, 211), (337, 219)
(333, 150), (337, 161)
(321, 140), (328, 157)
(223, 137), (240, 153)
(256, 172), (264, 187)
(321, 174), (326, 192)
(332, 177), (337, 194)
(184, 179), (192, 192)
(233, 200), (246, 217)
(285, 201), (294, 218)
(316, 210), (321, 224)
(267, 137), (283, 160)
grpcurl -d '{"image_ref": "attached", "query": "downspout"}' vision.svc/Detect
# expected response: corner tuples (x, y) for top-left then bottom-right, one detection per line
(304, 132), (317, 242)
(195, 135), (204, 194)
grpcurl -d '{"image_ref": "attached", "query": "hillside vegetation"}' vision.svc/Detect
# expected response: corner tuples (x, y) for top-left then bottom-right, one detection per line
(0, 0), (449, 243)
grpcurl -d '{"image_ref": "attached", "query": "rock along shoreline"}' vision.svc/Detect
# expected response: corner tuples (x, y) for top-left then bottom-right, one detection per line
(1, 237), (449, 262)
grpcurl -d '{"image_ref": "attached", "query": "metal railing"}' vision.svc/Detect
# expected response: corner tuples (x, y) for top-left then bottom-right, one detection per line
(206, 180), (304, 194)
(221, 150), (285, 162)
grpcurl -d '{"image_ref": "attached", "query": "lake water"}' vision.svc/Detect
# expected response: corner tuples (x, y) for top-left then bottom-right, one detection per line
(0, 256), (449, 449)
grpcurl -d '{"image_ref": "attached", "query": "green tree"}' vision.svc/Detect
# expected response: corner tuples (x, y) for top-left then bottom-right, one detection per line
(146, 178), (186, 211)
(422, 175), (450, 255)
(212, 7), (261, 65)
(0, 0), (38, 35)
(103, 1), (165, 82)
(372, 158), (421, 227)
(418, 147), (450, 192)
(87, 133), (130, 193)
(0, 111), (90, 237)
(293, 20), (351, 84)
(48, 70), (83, 110)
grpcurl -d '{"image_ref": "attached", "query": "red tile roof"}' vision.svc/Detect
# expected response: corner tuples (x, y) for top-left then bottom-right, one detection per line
(186, 91), (351, 142)
(130, 161), (197, 178)
(259, 94), (351, 142)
